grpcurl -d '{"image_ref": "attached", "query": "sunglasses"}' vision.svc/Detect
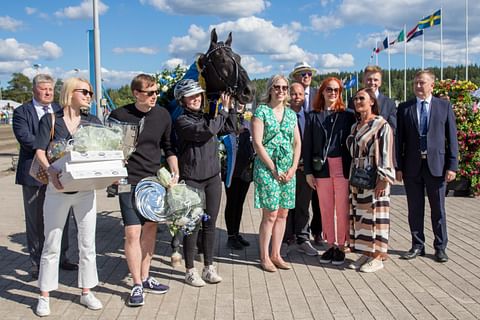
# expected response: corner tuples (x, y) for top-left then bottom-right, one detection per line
(138, 89), (160, 97)
(325, 87), (339, 94)
(353, 96), (367, 101)
(74, 89), (94, 97)
(273, 85), (288, 92)
(300, 71), (313, 77)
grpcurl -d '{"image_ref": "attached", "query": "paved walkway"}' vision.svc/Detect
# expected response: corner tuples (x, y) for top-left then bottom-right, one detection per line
(0, 153), (479, 319)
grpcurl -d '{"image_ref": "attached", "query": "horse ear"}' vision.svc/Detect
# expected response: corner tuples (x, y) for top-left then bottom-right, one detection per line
(225, 32), (232, 47)
(210, 28), (218, 44)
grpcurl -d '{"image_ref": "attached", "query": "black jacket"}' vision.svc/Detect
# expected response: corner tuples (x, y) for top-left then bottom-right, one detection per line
(303, 109), (356, 178)
(175, 108), (236, 180)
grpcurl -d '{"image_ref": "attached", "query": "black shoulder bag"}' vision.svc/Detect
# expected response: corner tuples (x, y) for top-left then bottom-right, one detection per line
(312, 113), (338, 172)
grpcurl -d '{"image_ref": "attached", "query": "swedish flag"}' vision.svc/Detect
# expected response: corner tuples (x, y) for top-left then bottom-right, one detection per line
(418, 9), (441, 30)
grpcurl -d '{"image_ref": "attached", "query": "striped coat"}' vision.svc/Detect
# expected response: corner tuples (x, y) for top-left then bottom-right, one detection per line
(347, 116), (395, 256)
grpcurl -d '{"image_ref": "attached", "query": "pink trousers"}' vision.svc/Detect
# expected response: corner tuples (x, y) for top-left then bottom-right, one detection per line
(315, 157), (350, 246)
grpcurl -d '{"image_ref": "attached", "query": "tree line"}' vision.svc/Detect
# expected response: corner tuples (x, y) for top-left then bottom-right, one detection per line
(2, 65), (479, 107)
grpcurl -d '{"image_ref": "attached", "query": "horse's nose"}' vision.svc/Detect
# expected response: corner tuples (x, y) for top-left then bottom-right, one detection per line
(242, 83), (255, 99)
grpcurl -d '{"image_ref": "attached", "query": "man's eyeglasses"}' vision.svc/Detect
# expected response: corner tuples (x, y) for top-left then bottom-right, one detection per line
(300, 71), (312, 77)
(273, 85), (288, 92)
(353, 96), (366, 101)
(325, 87), (339, 94)
(74, 89), (94, 97)
(138, 89), (160, 97)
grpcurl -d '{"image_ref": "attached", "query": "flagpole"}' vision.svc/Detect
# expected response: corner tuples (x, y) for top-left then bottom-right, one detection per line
(422, 33), (425, 70)
(404, 24), (407, 101)
(375, 40), (379, 65)
(356, 71), (359, 91)
(466, 0), (469, 80)
(349, 75), (352, 98)
(440, 6), (444, 80)
(387, 33), (391, 98)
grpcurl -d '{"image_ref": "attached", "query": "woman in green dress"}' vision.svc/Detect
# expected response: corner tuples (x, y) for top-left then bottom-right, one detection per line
(252, 74), (301, 272)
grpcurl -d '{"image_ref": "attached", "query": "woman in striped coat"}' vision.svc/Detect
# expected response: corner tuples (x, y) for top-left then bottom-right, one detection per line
(346, 88), (395, 273)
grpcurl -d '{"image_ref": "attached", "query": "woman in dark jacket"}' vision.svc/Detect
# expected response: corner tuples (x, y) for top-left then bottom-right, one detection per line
(303, 77), (356, 266)
(173, 79), (236, 287)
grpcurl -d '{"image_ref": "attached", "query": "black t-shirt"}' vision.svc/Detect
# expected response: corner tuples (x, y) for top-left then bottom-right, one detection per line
(108, 103), (175, 185)
(34, 109), (101, 151)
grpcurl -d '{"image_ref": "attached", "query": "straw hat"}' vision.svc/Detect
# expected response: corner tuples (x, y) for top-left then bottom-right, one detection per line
(289, 62), (316, 79)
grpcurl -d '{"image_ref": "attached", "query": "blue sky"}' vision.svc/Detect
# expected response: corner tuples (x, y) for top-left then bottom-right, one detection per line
(0, 0), (478, 88)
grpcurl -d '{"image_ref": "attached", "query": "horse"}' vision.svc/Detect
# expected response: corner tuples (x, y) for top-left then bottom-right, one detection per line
(164, 28), (255, 120)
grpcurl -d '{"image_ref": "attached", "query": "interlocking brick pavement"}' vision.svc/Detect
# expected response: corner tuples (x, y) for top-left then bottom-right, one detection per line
(0, 158), (479, 319)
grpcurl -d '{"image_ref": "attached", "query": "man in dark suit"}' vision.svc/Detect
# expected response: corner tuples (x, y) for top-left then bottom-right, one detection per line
(289, 62), (323, 245)
(348, 65), (397, 133)
(13, 74), (77, 280)
(396, 70), (458, 263)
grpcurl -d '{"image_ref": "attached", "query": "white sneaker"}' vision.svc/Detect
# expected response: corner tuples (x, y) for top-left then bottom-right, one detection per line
(202, 265), (222, 284)
(36, 296), (50, 317)
(171, 252), (182, 268)
(185, 268), (206, 287)
(80, 292), (103, 310)
(347, 255), (370, 270)
(360, 257), (384, 273)
(297, 241), (319, 256)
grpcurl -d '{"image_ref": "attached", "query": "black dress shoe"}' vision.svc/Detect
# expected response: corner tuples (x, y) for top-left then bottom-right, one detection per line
(400, 248), (425, 260)
(236, 234), (250, 247)
(434, 249), (448, 263)
(60, 261), (79, 271)
(227, 236), (244, 250)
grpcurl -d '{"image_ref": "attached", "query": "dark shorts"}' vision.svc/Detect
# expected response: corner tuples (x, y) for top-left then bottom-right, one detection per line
(118, 188), (154, 226)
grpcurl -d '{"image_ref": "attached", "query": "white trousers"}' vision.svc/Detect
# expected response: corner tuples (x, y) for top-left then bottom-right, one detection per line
(38, 185), (98, 292)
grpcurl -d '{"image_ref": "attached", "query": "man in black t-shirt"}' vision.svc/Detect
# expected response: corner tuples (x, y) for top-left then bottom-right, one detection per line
(109, 74), (179, 307)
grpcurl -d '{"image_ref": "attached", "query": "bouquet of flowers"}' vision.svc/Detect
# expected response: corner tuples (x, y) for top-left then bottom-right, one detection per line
(155, 65), (187, 108)
(434, 79), (480, 195)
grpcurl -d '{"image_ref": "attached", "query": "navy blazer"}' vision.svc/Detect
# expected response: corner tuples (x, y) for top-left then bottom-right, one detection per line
(348, 91), (397, 133)
(12, 100), (61, 186)
(396, 96), (458, 177)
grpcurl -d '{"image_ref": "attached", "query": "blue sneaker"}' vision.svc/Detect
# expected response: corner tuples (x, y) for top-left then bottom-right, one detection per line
(142, 276), (169, 294)
(127, 284), (144, 307)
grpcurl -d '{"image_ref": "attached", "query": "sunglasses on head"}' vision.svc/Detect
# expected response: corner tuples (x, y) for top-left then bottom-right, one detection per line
(325, 87), (339, 93)
(273, 85), (288, 92)
(138, 89), (160, 97)
(74, 89), (94, 97)
(300, 71), (313, 77)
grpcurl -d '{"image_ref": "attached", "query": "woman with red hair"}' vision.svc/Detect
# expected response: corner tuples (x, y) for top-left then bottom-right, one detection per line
(303, 77), (356, 266)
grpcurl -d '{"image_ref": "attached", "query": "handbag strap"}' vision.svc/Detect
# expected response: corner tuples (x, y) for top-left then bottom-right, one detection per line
(321, 112), (338, 163)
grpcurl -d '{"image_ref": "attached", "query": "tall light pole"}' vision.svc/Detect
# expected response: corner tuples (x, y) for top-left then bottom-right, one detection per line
(93, 0), (103, 121)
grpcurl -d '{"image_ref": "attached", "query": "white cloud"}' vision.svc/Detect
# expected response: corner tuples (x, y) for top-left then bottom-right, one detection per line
(240, 56), (272, 75)
(310, 15), (344, 32)
(113, 47), (159, 55)
(0, 38), (63, 61)
(162, 58), (188, 70)
(319, 53), (355, 68)
(168, 24), (208, 58)
(0, 61), (30, 75)
(55, 0), (109, 19)
(0, 16), (23, 31)
(140, 0), (269, 17)
(25, 7), (37, 15)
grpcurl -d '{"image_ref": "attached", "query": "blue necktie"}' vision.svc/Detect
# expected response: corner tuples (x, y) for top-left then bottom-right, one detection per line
(304, 91), (309, 112)
(419, 101), (428, 152)
(42, 106), (49, 114)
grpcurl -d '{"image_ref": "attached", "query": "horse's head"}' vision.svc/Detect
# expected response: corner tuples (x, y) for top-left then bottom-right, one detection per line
(198, 28), (255, 105)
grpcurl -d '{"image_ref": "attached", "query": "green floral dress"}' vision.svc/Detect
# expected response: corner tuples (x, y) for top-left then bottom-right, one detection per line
(253, 104), (296, 210)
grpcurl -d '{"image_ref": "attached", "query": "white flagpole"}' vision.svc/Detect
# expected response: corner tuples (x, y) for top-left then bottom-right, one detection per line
(356, 71), (359, 91)
(387, 34), (392, 98)
(375, 40), (379, 65)
(404, 25), (407, 101)
(349, 75), (352, 98)
(422, 33), (425, 70)
(440, 7), (444, 80)
(466, 0), (469, 80)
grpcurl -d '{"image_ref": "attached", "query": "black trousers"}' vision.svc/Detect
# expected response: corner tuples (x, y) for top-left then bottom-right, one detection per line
(22, 185), (72, 268)
(403, 159), (448, 250)
(224, 177), (251, 236)
(183, 175), (222, 269)
(284, 169), (312, 244)
(310, 189), (322, 237)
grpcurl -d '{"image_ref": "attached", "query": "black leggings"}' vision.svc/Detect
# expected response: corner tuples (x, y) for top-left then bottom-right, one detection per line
(183, 174), (222, 269)
(224, 177), (251, 236)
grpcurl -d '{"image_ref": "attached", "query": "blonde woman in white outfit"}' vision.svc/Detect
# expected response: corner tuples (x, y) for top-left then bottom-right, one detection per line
(34, 78), (103, 317)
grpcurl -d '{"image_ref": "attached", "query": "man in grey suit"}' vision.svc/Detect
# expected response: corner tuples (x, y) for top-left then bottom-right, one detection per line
(13, 74), (77, 280)
(289, 62), (323, 245)
(348, 65), (397, 132)
(396, 70), (458, 263)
